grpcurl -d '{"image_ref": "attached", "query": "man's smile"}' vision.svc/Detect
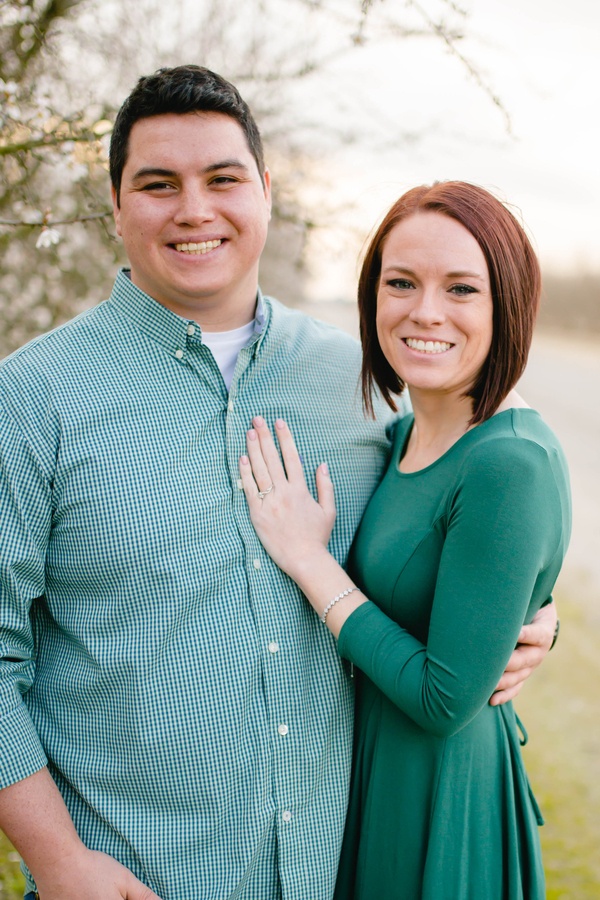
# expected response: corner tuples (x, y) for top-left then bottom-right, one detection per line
(173, 239), (223, 254)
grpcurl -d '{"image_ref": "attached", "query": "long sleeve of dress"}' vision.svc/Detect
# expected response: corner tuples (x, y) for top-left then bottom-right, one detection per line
(337, 427), (571, 739)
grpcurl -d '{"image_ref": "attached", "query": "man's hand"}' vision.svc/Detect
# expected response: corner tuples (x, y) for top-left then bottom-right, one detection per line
(35, 847), (163, 900)
(0, 769), (162, 900)
(489, 602), (558, 706)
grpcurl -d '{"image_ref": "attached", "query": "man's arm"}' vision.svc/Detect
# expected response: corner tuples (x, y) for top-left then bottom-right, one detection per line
(0, 769), (162, 900)
(0, 399), (162, 899)
(489, 601), (558, 706)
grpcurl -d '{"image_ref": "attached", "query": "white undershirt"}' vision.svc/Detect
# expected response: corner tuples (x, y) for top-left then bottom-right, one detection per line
(201, 320), (256, 390)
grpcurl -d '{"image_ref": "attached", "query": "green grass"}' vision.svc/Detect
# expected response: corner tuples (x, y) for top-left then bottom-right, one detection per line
(517, 580), (600, 898)
(0, 831), (24, 900)
(1, 584), (598, 897)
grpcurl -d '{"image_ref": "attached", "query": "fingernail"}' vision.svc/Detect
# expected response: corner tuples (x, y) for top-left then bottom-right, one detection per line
(321, 462), (329, 475)
(275, 418), (286, 429)
(240, 455), (249, 465)
(253, 416), (265, 427)
(248, 430), (257, 441)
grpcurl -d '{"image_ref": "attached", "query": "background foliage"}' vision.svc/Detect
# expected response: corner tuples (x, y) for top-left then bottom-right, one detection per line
(1, 0), (529, 357)
(1, 1), (598, 897)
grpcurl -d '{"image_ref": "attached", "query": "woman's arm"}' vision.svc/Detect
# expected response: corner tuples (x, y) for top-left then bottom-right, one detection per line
(240, 417), (561, 723)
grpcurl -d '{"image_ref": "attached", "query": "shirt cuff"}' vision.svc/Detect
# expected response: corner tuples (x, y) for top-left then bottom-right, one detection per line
(0, 703), (48, 789)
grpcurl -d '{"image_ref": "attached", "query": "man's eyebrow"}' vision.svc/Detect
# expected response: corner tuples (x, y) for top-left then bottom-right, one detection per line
(131, 160), (251, 182)
(131, 167), (177, 182)
(203, 159), (250, 174)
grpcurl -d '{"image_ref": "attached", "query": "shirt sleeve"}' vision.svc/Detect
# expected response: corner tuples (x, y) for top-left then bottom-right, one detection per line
(0, 405), (51, 787)
(337, 437), (567, 738)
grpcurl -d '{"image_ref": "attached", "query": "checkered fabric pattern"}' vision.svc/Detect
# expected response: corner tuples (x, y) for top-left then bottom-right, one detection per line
(0, 270), (391, 900)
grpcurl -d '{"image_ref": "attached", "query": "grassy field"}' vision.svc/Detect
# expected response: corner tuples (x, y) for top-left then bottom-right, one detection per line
(0, 831), (24, 899)
(1, 579), (598, 897)
(518, 579), (600, 898)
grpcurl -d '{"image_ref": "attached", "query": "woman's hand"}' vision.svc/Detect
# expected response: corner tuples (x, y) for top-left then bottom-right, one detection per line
(239, 417), (336, 582)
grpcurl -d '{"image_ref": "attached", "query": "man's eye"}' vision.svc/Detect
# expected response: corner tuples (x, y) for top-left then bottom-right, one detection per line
(141, 182), (175, 191)
(211, 175), (238, 185)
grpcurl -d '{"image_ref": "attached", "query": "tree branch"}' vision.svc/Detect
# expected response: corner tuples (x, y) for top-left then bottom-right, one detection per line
(408, 0), (512, 133)
(0, 130), (101, 157)
(0, 211), (111, 227)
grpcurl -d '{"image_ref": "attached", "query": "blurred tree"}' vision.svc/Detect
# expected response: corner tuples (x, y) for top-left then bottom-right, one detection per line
(0, 0), (492, 356)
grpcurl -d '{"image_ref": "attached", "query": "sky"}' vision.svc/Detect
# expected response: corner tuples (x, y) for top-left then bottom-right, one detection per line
(299, 0), (600, 301)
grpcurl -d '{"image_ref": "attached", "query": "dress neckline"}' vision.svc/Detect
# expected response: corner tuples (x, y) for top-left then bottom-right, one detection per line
(395, 407), (541, 477)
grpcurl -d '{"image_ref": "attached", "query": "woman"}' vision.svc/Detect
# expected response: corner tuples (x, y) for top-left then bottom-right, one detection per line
(238, 182), (571, 898)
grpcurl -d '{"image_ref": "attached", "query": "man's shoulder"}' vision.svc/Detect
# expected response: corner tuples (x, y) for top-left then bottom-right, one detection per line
(0, 302), (110, 380)
(265, 296), (361, 356)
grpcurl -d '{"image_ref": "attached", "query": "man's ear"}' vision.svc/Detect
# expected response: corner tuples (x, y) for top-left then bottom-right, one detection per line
(111, 185), (122, 236)
(263, 167), (273, 222)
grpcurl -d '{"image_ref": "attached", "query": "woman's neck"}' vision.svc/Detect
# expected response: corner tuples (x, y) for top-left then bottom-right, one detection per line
(401, 388), (527, 473)
(401, 394), (472, 472)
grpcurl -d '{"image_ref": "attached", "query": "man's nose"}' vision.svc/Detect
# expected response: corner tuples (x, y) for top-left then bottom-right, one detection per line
(173, 186), (216, 226)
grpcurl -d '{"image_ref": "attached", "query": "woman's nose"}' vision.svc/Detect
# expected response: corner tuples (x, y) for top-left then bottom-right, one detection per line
(409, 289), (445, 325)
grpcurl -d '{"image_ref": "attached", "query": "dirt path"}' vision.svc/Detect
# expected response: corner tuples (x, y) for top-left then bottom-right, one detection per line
(519, 332), (600, 613)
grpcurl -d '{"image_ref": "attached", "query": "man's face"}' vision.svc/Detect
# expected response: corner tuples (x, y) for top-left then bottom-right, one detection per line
(112, 112), (272, 330)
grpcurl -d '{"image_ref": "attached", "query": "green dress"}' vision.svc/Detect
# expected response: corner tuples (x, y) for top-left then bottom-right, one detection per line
(334, 409), (571, 900)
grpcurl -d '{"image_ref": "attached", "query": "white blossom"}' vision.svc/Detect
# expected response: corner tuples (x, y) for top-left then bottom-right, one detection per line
(0, 79), (18, 97)
(35, 227), (61, 249)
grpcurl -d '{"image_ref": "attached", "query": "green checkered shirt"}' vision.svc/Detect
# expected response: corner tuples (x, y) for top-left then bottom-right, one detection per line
(0, 270), (390, 899)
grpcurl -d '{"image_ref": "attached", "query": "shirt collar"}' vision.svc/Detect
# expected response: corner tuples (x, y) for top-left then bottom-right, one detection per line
(107, 269), (270, 356)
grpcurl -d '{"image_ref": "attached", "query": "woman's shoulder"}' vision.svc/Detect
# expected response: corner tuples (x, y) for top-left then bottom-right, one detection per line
(460, 408), (570, 497)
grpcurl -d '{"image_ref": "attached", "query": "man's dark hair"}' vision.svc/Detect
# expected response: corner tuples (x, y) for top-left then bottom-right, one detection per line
(358, 181), (541, 425)
(109, 64), (266, 204)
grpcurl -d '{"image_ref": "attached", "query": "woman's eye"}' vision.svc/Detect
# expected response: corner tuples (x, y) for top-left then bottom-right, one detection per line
(449, 284), (477, 296)
(387, 279), (414, 290)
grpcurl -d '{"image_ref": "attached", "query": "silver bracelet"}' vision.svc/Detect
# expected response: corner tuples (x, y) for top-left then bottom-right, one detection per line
(321, 587), (361, 624)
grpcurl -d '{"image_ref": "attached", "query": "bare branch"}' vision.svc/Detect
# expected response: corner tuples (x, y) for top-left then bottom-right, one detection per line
(408, 0), (512, 132)
(0, 130), (101, 156)
(3, 0), (88, 81)
(0, 211), (111, 227)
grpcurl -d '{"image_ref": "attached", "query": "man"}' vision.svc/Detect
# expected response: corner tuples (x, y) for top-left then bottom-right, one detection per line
(0, 66), (556, 900)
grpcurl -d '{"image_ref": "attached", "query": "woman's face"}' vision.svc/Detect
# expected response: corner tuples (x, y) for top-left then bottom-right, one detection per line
(376, 211), (494, 402)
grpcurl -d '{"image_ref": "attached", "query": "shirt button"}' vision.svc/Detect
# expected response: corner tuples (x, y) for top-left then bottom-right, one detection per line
(175, 349), (184, 359)
(282, 810), (292, 823)
(228, 400), (234, 412)
(187, 324), (196, 336)
(236, 479), (243, 490)
(253, 559), (261, 570)
(268, 642), (279, 654)
(278, 724), (288, 736)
